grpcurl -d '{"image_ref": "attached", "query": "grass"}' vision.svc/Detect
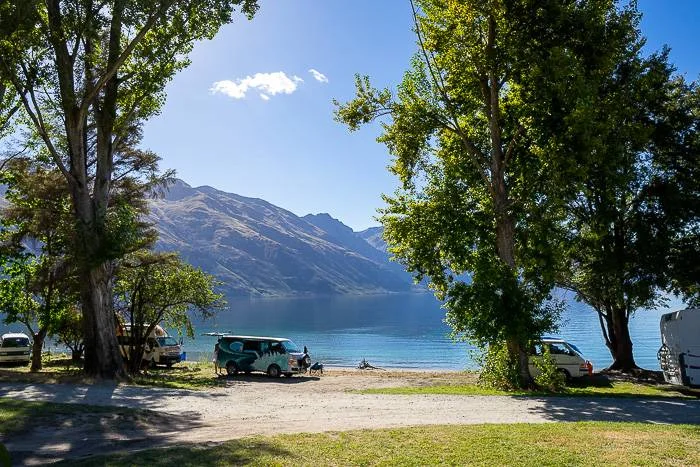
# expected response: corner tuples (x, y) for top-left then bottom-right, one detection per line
(0, 354), (225, 390)
(60, 422), (700, 466)
(0, 397), (156, 436)
(355, 377), (696, 399)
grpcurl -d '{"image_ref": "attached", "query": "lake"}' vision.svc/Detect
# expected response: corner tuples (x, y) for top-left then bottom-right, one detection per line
(181, 291), (681, 371)
(1, 291), (681, 371)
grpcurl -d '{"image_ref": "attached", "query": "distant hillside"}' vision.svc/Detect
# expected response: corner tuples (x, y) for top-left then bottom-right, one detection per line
(149, 180), (418, 297)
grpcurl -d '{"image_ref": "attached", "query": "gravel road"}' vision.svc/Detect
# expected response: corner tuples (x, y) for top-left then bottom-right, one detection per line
(2, 371), (699, 465)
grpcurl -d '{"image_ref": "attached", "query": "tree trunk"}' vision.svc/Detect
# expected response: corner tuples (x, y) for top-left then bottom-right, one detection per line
(30, 328), (47, 372)
(605, 307), (638, 371)
(71, 348), (83, 362)
(81, 262), (126, 378)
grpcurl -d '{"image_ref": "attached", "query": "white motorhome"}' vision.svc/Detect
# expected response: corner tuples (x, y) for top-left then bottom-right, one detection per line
(117, 324), (182, 368)
(658, 308), (700, 388)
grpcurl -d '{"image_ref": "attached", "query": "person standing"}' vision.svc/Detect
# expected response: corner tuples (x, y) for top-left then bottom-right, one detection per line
(213, 342), (221, 375)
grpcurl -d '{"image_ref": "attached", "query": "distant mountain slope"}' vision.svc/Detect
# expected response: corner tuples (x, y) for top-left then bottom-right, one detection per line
(357, 226), (388, 253)
(149, 180), (416, 297)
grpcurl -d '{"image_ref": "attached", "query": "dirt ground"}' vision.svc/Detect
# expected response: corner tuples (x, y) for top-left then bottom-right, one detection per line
(2, 369), (699, 465)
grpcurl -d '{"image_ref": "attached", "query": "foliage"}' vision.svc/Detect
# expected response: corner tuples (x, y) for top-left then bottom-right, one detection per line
(474, 342), (519, 391)
(114, 251), (224, 373)
(54, 306), (84, 361)
(335, 0), (627, 385)
(0, 158), (79, 370)
(559, 16), (700, 369)
(531, 345), (566, 392)
(0, 0), (259, 378)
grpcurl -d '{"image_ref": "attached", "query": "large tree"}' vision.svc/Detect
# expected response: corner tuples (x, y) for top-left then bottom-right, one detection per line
(336, 0), (632, 386)
(0, 0), (258, 378)
(561, 34), (700, 371)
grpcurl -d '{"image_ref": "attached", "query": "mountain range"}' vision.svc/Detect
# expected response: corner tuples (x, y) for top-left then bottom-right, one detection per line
(149, 180), (418, 297)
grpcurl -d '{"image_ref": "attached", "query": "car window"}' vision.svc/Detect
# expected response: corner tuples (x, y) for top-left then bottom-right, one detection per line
(530, 344), (543, 356)
(157, 337), (179, 347)
(259, 341), (270, 354)
(549, 343), (574, 356)
(1, 337), (30, 348)
(242, 340), (260, 353)
(281, 340), (300, 353)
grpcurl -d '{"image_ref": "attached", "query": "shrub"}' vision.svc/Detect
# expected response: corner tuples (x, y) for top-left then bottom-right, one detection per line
(475, 342), (520, 391)
(532, 345), (566, 392)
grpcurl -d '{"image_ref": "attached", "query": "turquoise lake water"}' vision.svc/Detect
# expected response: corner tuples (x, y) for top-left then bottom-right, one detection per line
(181, 292), (682, 371)
(1, 291), (682, 371)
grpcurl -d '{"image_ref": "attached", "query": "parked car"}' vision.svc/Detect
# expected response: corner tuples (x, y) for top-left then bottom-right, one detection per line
(529, 337), (593, 381)
(658, 308), (700, 388)
(117, 324), (182, 368)
(217, 335), (311, 377)
(0, 332), (32, 365)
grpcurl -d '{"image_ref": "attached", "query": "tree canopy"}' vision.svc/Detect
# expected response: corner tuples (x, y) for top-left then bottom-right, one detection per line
(336, 0), (644, 386)
(0, 0), (259, 378)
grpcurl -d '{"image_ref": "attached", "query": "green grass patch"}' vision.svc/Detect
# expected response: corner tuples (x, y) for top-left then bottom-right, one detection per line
(62, 422), (700, 466)
(0, 355), (224, 390)
(356, 380), (694, 399)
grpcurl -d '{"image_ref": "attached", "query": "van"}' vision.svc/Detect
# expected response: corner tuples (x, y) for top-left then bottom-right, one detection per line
(117, 324), (182, 368)
(217, 335), (311, 377)
(0, 333), (31, 365)
(658, 308), (700, 388)
(529, 337), (593, 381)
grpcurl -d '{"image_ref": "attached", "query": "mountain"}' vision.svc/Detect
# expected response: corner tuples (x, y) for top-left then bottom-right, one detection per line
(149, 180), (416, 297)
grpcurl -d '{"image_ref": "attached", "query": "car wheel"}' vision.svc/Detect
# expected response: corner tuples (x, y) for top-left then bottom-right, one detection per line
(558, 369), (572, 383)
(166, 363), (173, 369)
(226, 361), (239, 376)
(267, 364), (281, 378)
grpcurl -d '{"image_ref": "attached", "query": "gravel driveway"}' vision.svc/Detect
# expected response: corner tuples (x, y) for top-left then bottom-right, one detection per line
(2, 371), (699, 465)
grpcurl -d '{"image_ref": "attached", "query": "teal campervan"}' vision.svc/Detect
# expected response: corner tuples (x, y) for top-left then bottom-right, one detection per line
(217, 335), (311, 377)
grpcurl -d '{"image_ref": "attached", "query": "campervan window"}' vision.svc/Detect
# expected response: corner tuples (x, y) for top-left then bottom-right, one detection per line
(242, 340), (260, 353)
(282, 340), (300, 353)
(1, 337), (30, 348)
(157, 337), (178, 347)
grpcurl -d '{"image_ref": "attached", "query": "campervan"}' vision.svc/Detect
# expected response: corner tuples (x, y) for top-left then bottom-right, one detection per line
(0, 332), (31, 365)
(117, 324), (182, 368)
(528, 337), (593, 381)
(217, 335), (311, 377)
(658, 308), (700, 388)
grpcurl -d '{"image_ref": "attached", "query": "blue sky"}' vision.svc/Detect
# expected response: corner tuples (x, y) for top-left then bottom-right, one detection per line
(142, 0), (700, 231)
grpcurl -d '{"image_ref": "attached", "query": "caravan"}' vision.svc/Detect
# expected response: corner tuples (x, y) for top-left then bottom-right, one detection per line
(658, 308), (700, 388)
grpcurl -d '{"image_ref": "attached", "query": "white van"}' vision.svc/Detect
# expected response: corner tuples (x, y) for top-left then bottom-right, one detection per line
(658, 308), (700, 388)
(529, 338), (593, 381)
(117, 324), (182, 368)
(0, 333), (31, 365)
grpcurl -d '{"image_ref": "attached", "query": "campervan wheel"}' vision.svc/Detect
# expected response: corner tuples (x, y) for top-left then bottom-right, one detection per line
(226, 361), (239, 376)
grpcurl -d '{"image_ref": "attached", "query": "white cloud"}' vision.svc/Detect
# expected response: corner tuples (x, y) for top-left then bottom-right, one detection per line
(210, 72), (303, 100)
(308, 68), (329, 83)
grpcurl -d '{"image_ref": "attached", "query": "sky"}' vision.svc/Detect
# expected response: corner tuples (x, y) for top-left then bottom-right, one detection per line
(141, 0), (700, 232)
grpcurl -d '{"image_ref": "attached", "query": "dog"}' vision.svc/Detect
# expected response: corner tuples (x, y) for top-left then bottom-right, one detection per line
(309, 361), (324, 376)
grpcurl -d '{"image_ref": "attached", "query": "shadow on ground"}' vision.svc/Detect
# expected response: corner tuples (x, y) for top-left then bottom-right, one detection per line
(1, 396), (206, 466)
(524, 396), (700, 424)
(54, 438), (293, 467)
